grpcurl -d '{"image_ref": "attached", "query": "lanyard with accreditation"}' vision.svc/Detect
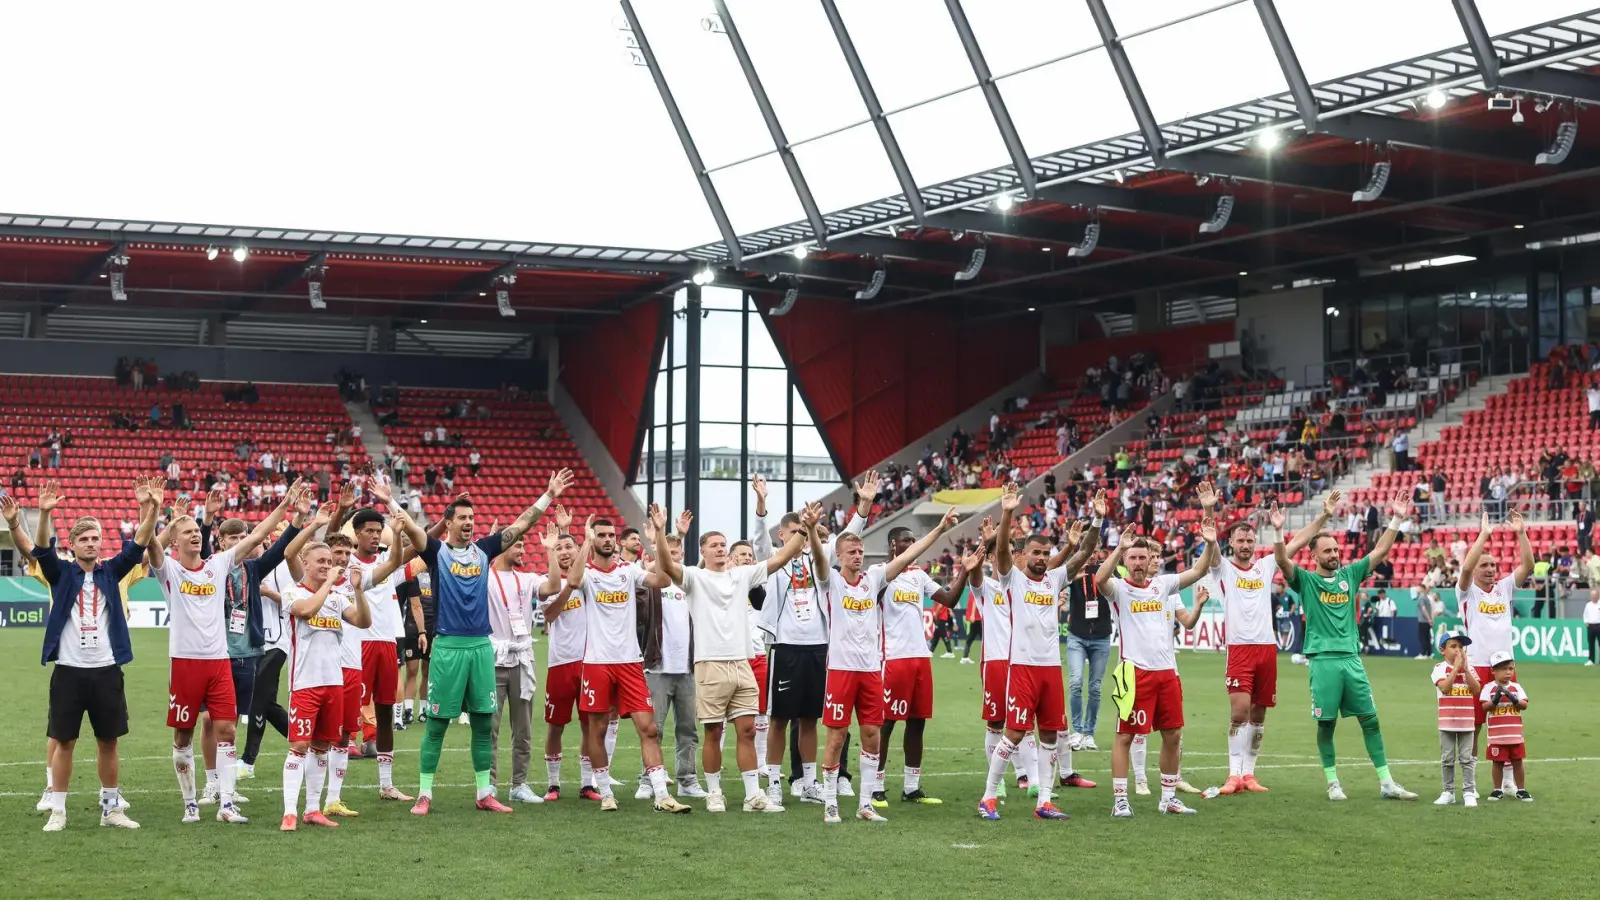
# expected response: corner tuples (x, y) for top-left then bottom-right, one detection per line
(494, 571), (530, 637)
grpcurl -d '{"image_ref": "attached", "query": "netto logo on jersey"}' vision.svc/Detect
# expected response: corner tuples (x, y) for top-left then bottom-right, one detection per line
(891, 590), (922, 604)
(594, 591), (629, 605)
(1129, 599), (1164, 614)
(449, 562), (483, 578)
(841, 595), (875, 612)
(307, 616), (342, 629)
(1317, 591), (1349, 606)
(178, 581), (217, 596)
(1021, 591), (1053, 606)
(1477, 601), (1509, 615)
(1448, 684), (1473, 697)
(1234, 577), (1265, 591)
(559, 596), (583, 612)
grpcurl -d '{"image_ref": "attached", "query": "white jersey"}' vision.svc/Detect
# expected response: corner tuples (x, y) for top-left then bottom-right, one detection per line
(328, 579), (363, 670)
(655, 583), (691, 674)
(1461, 574), (1516, 667)
(1208, 555), (1278, 646)
(351, 550), (404, 641)
(262, 560), (294, 655)
(580, 560), (647, 665)
(972, 575), (1012, 664)
(823, 568), (887, 672)
(876, 565), (938, 661)
(1002, 566), (1068, 667)
(541, 575), (586, 668)
(157, 547), (238, 660)
(1107, 574), (1185, 671)
(287, 584), (352, 691)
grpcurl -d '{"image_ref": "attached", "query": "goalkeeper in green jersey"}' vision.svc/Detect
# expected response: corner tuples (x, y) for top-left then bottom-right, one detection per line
(1271, 491), (1419, 802)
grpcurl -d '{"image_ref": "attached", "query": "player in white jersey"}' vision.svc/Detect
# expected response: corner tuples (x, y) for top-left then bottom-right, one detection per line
(1459, 508), (1533, 794)
(347, 504), (413, 801)
(960, 529), (1028, 801)
(536, 510), (589, 801)
(808, 509), (952, 824)
(870, 515), (966, 808)
(1097, 517), (1218, 818)
(149, 478), (301, 825)
(279, 545), (371, 831)
(565, 516), (690, 814)
(977, 484), (1100, 822)
(728, 537), (772, 783)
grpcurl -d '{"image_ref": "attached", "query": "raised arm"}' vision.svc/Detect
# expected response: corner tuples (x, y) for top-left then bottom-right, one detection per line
(288, 573), (337, 619)
(501, 468), (573, 546)
(565, 516), (595, 589)
(346, 569), (374, 629)
(366, 506), (423, 585)
(1175, 515), (1218, 590)
(1270, 503), (1300, 581)
(1458, 510), (1491, 592)
(1509, 509), (1535, 587)
(326, 479), (358, 535)
(885, 507), (959, 583)
(1288, 489), (1342, 556)
(751, 474), (774, 561)
(1175, 584), (1211, 629)
(850, 469), (880, 526)
(132, 476), (160, 548)
(650, 504), (684, 586)
(1363, 490), (1412, 569)
(1095, 523), (1139, 598)
(284, 501), (337, 584)
(1, 493), (33, 560)
(233, 478), (304, 560)
(806, 516), (829, 579)
(995, 482), (1020, 576)
(35, 479), (60, 560)
(764, 503), (820, 576)
(368, 476), (427, 552)
(1061, 491), (1108, 577)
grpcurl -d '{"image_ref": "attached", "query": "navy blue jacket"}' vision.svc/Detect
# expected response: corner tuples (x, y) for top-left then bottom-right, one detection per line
(200, 520), (302, 651)
(36, 539), (145, 667)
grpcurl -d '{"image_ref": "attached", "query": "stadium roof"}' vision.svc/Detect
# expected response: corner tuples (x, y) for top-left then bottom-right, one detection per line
(2, 1), (1600, 323)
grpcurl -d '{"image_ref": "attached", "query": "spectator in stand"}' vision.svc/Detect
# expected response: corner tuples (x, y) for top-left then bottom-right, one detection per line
(1589, 383), (1600, 431)
(1578, 503), (1596, 557)
(1393, 430), (1410, 472)
(442, 463), (457, 492)
(148, 403), (162, 428)
(131, 361), (145, 390)
(988, 408), (1000, 439)
(259, 448), (275, 474)
(421, 427), (433, 446)
(424, 465), (439, 495)
(468, 450), (482, 478)
(11, 467), (28, 490)
(46, 434), (62, 469)
(165, 456), (181, 491)
(434, 424), (447, 444)
(392, 452), (409, 488)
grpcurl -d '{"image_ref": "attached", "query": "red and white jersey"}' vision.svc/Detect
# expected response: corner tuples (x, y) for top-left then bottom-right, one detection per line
(875, 564), (938, 661)
(287, 584), (352, 691)
(351, 550), (404, 641)
(1208, 555), (1278, 646)
(823, 568), (887, 673)
(580, 560), (648, 665)
(971, 575), (1012, 664)
(156, 547), (238, 660)
(1107, 574), (1185, 672)
(1480, 681), (1528, 744)
(1002, 566), (1069, 667)
(327, 578), (363, 669)
(541, 575), (586, 668)
(1461, 575), (1515, 667)
(1431, 663), (1477, 732)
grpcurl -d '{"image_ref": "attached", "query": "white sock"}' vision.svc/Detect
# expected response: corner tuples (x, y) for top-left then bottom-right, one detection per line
(283, 750), (306, 816)
(858, 752), (878, 808)
(1013, 734), (1036, 783)
(822, 765), (839, 805)
(984, 729), (1001, 766)
(1503, 767), (1515, 792)
(741, 769), (760, 800)
(45, 764), (52, 791)
(50, 791), (67, 813)
(1033, 741), (1054, 808)
(875, 760), (887, 794)
(1113, 776), (1128, 804)
(903, 766), (921, 794)
(1060, 743), (1073, 780)
(604, 719), (619, 765)
(983, 737), (1015, 801)
(99, 787), (119, 816)
(173, 745), (197, 804)
(1161, 771), (1178, 804)
(205, 768), (219, 791)
(580, 756), (594, 789)
(1245, 724), (1263, 776)
(546, 754), (562, 787)
(404, 699), (414, 713)
(217, 742), (239, 807)
(1131, 734), (1148, 783)
(378, 752), (394, 789)
(306, 751), (328, 813)
(764, 763), (782, 787)
(1228, 723), (1247, 777)
(647, 765), (669, 802)
(801, 761), (817, 786)
(754, 716), (769, 769)
(594, 766), (612, 799)
(707, 771), (722, 795)
(326, 748), (348, 805)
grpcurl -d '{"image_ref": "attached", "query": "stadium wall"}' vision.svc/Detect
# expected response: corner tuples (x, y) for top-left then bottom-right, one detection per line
(1237, 287), (1326, 384)
(1043, 320), (1236, 381)
(762, 297), (1038, 475)
(558, 300), (664, 473)
(0, 338), (543, 390)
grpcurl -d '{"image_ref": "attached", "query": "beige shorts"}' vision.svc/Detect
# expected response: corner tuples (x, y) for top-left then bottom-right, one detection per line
(694, 660), (760, 724)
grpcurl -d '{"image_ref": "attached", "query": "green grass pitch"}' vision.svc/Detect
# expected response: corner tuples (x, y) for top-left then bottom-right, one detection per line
(1, 630), (1596, 900)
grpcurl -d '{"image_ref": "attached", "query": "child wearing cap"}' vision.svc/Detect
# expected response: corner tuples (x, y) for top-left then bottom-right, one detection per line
(1479, 651), (1532, 802)
(1432, 631), (1481, 806)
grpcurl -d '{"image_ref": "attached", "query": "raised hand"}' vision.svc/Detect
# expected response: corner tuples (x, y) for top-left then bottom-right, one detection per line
(938, 507), (960, 532)
(1066, 518), (1084, 548)
(313, 501), (338, 528)
(205, 487), (225, 519)
(1480, 510), (1490, 531)
(0, 493), (19, 524)
(1196, 480), (1217, 511)
(540, 520), (560, 553)
(38, 480), (62, 512)
(1195, 585), (1210, 606)
(1118, 522), (1139, 546)
(1268, 501), (1286, 532)
(584, 514), (597, 541)
(1000, 482), (1021, 512)
(960, 542), (985, 571)
(1389, 489), (1413, 521)
(979, 515), (995, 543)
(339, 480), (359, 509)
(1200, 515), (1218, 544)
(800, 503), (822, 529)
(675, 508), (694, 536)
(856, 470), (881, 503)
(648, 503), (667, 534)
(293, 483), (315, 517)
(751, 473), (768, 501)
(1508, 509), (1526, 533)
(546, 468), (575, 499)
(328, 564), (346, 585)
(1323, 489), (1343, 518)
(1091, 490), (1108, 519)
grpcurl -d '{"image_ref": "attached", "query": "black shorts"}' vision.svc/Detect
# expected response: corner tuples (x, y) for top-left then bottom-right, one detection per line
(401, 621), (432, 661)
(48, 665), (129, 742)
(767, 644), (827, 720)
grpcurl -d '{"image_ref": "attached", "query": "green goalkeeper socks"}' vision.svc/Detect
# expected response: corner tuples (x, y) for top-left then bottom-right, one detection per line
(1358, 715), (1389, 776)
(420, 715), (450, 777)
(1316, 720), (1338, 782)
(469, 712), (494, 775)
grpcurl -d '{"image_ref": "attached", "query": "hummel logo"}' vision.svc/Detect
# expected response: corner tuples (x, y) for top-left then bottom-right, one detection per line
(289, 706), (299, 719)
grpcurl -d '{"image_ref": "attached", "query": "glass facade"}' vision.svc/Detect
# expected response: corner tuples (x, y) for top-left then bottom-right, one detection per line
(633, 286), (842, 558)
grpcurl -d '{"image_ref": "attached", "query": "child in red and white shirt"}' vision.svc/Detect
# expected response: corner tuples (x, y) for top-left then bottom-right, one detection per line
(1478, 651), (1531, 802)
(1431, 632), (1481, 807)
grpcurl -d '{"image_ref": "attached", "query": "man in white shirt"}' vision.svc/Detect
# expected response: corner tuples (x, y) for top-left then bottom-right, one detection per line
(485, 534), (542, 804)
(653, 502), (814, 813)
(1458, 509), (1534, 792)
(1587, 383), (1600, 430)
(637, 524), (701, 801)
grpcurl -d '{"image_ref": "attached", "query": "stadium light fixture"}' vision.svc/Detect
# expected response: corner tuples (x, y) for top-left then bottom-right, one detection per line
(1352, 160), (1392, 203)
(953, 247), (987, 282)
(304, 262), (328, 310)
(106, 252), (130, 302)
(854, 267), (886, 300)
(1113, 168), (1125, 185)
(1198, 195), (1235, 234)
(994, 193), (1015, 212)
(204, 245), (219, 261)
(1067, 221), (1100, 258)
(792, 245), (811, 260)
(493, 272), (517, 318)
(1258, 128), (1282, 150)
(1535, 121), (1578, 166)
(1425, 87), (1447, 110)
(768, 277), (800, 317)
(692, 267), (715, 286)
(232, 246), (249, 262)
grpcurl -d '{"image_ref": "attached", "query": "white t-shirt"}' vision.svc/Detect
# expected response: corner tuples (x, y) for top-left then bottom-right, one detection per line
(57, 580), (115, 669)
(157, 547), (239, 660)
(351, 551), (404, 642)
(1107, 574), (1185, 672)
(971, 575), (1011, 664)
(877, 565), (938, 661)
(262, 560), (294, 655)
(286, 584), (352, 691)
(580, 560), (647, 664)
(1002, 565), (1069, 667)
(655, 584), (691, 674)
(541, 575), (587, 668)
(823, 568), (887, 672)
(1461, 574), (1516, 667)
(486, 568), (537, 644)
(1207, 555), (1279, 646)
(679, 564), (767, 663)
(765, 556), (828, 645)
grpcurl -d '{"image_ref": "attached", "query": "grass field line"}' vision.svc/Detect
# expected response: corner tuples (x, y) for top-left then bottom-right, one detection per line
(7, 756), (1595, 799)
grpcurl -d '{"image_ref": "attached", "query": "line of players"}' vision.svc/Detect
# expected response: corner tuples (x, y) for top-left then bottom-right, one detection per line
(24, 457), (1537, 830)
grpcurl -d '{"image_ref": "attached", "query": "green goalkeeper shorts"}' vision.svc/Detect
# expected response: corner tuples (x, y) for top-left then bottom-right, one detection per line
(425, 635), (496, 719)
(1307, 653), (1377, 721)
